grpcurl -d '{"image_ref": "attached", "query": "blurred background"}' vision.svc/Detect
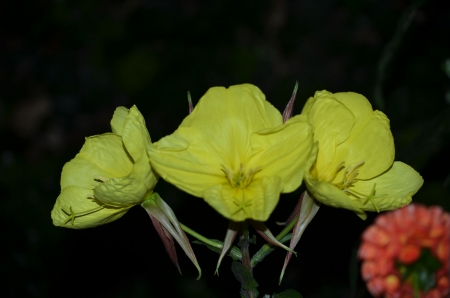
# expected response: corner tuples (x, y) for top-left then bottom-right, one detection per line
(1, 0), (449, 297)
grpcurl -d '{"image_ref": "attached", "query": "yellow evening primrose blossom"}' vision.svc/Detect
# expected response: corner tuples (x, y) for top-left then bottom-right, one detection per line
(148, 84), (316, 222)
(51, 105), (157, 229)
(302, 91), (423, 220)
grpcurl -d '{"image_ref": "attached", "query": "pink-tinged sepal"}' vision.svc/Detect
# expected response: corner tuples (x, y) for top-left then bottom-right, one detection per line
(188, 91), (194, 114)
(148, 213), (181, 274)
(280, 191), (320, 284)
(141, 192), (202, 279)
(282, 81), (298, 123)
(249, 220), (295, 254)
(215, 221), (240, 275)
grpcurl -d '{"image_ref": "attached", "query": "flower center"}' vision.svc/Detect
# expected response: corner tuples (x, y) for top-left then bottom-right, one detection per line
(333, 160), (364, 190)
(222, 164), (261, 189)
(327, 160), (386, 212)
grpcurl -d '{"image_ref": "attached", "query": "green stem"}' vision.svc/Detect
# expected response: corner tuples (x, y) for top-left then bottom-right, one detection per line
(250, 215), (299, 267)
(179, 223), (223, 250)
(239, 221), (257, 298)
(240, 221), (252, 273)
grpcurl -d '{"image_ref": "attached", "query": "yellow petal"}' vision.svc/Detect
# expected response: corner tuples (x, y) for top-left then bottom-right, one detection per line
(60, 134), (133, 190)
(250, 114), (314, 192)
(51, 186), (129, 229)
(184, 84), (282, 130)
(149, 127), (226, 197)
(110, 106), (129, 135)
(121, 105), (152, 162)
(303, 91), (355, 179)
(333, 92), (374, 127)
(352, 161), (423, 212)
(203, 176), (283, 221)
(93, 154), (155, 206)
(333, 109), (394, 180)
(300, 95), (316, 115)
(133, 152), (158, 190)
(305, 173), (367, 219)
(181, 84), (282, 160)
(331, 92), (394, 180)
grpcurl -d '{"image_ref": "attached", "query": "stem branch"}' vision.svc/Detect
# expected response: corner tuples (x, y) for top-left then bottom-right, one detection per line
(179, 223), (222, 249)
(250, 215), (299, 267)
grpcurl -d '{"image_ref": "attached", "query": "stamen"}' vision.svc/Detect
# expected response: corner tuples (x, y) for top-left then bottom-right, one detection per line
(336, 160), (365, 189)
(221, 164), (261, 189)
(327, 161), (345, 183)
(245, 166), (262, 186)
(221, 165), (236, 187)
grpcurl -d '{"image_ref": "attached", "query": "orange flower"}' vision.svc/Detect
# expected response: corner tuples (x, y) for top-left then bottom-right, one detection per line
(358, 203), (450, 297)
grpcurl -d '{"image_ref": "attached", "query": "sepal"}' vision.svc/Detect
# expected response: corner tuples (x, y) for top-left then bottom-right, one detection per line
(249, 220), (296, 254)
(215, 221), (240, 275)
(141, 192), (202, 279)
(282, 81), (298, 123)
(279, 191), (320, 284)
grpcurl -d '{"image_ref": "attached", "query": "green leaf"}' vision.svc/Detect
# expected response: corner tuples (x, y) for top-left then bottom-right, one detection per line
(273, 289), (303, 298)
(231, 261), (259, 298)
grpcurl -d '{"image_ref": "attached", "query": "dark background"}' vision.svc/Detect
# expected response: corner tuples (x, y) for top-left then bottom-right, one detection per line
(1, 0), (450, 297)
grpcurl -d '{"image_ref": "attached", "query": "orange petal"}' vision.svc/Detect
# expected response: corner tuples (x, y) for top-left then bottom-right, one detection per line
(362, 226), (391, 246)
(367, 277), (385, 297)
(429, 207), (445, 238)
(361, 261), (378, 280)
(390, 205), (415, 232)
(436, 239), (449, 262)
(375, 213), (397, 234)
(417, 237), (435, 249)
(385, 239), (402, 258)
(384, 274), (400, 294)
(416, 205), (432, 231)
(437, 275), (449, 293)
(424, 288), (441, 298)
(358, 242), (380, 260)
(398, 244), (421, 264)
(378, 257), (394, 276)
(399, 283), (414, 298)
(400, 205), (417, 226)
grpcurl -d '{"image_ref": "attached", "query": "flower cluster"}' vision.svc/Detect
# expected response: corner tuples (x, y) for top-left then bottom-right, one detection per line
(51, 84), (426, 280)
(359, 203), (450, 298)
(52, 84), (424, 227)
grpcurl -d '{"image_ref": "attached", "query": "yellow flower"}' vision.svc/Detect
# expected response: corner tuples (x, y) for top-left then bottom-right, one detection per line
(302, 91), (423, 219)
(51, 105), (157, 229)
(148, 84), (316, 222)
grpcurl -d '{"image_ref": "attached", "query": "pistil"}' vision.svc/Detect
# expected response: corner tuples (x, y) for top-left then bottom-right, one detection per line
(222, 164), (261, 189)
